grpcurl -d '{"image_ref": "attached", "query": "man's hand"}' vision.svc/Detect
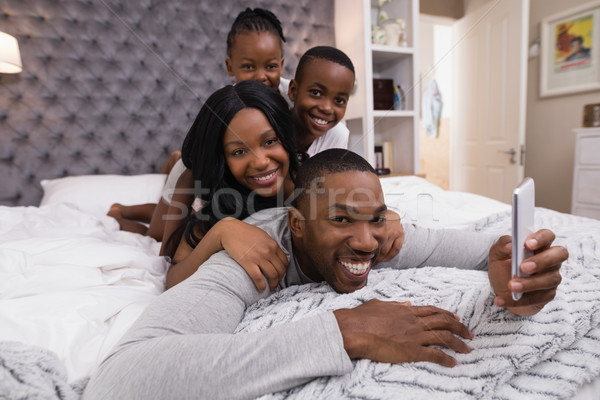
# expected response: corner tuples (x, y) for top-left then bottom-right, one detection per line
(377, 210), (404, 262)
(488, 229), (568, 316)
(333, 299), (473, 367)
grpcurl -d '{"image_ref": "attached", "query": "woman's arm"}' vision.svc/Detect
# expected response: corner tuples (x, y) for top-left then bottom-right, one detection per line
(166, 218), (289, 290)
(158, 168), (194, 256)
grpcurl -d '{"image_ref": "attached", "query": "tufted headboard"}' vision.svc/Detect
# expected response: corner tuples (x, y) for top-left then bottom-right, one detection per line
(0, 0), (334, 207)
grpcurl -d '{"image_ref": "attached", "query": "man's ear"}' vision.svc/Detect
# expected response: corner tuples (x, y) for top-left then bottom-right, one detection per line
(225, 58), (235, 77)
(287, 207), (305, 238)
(288, 79), (297, 102)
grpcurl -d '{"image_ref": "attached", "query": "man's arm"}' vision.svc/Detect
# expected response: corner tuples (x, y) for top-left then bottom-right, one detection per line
(83, 254), (352, 400)
(377, 223), (497, 271)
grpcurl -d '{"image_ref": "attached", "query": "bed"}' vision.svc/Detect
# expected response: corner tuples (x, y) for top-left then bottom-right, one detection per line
(1, 174), (599, 399)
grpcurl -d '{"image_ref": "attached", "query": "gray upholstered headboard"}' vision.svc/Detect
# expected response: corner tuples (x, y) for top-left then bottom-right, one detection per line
(0, 0), (334, 206)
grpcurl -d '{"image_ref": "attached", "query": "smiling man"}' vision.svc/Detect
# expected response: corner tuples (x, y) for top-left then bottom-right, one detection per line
(84, 149), (567, 400)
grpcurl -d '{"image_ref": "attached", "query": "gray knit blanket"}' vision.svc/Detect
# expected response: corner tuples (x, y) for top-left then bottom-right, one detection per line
(236, 208), (600, 399)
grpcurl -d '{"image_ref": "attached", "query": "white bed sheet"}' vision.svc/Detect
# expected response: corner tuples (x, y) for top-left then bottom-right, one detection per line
(0, 203), (167, 381)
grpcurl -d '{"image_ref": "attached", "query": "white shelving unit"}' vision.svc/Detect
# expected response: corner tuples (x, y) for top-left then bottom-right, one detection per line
(334, 0), (420, 174)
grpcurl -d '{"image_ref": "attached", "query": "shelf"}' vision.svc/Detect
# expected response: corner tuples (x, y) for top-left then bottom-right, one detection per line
(371, 44), (414, 55)
(335, 0), (419, 174)
(373, 110), (415, 118)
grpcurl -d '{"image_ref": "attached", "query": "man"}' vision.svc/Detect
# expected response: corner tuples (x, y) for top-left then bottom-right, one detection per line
(565, 35), (591, 62)
(84, 149), (566, 400)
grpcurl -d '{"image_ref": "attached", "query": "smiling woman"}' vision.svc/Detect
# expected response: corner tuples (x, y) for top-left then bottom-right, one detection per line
(223, 108), (291, 198)
(162, 79), (299, 289)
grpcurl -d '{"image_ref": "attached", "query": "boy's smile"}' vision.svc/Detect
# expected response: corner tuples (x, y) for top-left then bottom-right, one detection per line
(288, 59), (354, 151)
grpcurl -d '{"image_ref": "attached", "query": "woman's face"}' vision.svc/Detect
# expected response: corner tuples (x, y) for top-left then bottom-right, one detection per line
(223, 108), (290, 198)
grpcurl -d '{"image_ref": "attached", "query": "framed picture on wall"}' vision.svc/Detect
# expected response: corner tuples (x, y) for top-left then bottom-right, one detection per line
(540, 1), (600, 98)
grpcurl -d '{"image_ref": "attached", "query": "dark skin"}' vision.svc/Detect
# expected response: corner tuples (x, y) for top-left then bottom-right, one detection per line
(289, 170), (567, 366)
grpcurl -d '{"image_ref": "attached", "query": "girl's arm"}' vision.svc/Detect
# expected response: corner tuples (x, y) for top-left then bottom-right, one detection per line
(166, 218), (288, 290)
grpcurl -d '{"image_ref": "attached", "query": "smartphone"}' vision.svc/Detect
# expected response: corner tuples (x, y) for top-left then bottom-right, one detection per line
(511, 177), (535, 301)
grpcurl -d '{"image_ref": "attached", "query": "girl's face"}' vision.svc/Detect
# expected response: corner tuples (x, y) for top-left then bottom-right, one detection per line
(223, 108), (290, 198)
(226, 31), (284, 90)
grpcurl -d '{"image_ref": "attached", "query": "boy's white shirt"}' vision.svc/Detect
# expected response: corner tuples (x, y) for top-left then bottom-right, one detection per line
(279, 77), (349, 157)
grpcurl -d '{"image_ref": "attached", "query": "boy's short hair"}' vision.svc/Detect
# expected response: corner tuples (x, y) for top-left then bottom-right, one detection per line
(292, 149), (375, 208)
(294, 46), (355, 82)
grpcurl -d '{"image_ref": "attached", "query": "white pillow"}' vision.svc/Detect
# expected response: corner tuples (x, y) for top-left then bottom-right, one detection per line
(40, 174), (167, 216)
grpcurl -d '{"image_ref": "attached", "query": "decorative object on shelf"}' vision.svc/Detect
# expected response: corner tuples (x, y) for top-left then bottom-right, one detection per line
(0, 31), (23, 74)
(382, 141), (394, 173)
(422, 79), (443, 139)
(540, 1), (600, 98)
(371, 25), (386, 45)
(372, 0), (407, 46)
(583, 103), (600, 127)
(393, 83), (406, 110)
(373, 78), (394, 110)
(374, 145), (390, 175)
(384, 19), (407, 47)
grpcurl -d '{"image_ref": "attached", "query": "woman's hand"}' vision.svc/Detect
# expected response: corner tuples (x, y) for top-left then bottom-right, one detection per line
(218, 218), (289, 291)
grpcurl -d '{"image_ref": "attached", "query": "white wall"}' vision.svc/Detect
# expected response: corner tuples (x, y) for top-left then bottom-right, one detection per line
(527, 0), (600, 213)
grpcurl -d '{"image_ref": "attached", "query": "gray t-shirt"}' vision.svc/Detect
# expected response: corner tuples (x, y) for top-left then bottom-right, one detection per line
(83, 207), (495, 400)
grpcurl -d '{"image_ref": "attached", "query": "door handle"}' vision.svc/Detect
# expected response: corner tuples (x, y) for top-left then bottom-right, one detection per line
(499, 148), (517, 164)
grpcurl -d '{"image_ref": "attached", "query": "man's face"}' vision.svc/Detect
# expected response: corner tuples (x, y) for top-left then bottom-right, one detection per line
(289, 170), (388, 293)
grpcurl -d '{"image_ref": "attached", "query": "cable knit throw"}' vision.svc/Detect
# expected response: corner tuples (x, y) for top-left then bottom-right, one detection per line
(236, 208), (600, 400)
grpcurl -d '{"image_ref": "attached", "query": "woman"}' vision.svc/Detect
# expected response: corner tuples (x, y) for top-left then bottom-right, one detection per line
(163, 80), (298, 290)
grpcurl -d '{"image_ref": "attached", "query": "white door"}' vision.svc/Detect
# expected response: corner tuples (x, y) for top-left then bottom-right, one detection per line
(450, 0), (529, 203)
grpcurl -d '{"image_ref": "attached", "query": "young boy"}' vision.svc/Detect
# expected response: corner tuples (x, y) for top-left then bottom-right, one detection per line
(288, 46), (355, 159)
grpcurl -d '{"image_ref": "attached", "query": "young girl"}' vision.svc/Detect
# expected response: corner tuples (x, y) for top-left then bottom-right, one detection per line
(163, 79), (298, 289)
(225, 7), (289, 102)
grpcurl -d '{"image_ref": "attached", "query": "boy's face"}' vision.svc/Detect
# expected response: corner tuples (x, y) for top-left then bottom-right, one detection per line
(226, 31), (284, 90)
(289, 59), (354, 142)
(288, 170), (387, 294)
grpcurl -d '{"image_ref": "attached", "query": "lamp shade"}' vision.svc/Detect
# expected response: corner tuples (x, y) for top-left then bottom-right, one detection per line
(0, 31), (23, 73)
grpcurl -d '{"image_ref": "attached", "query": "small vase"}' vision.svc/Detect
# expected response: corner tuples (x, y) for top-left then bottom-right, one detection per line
(383, 21), (407, 47)
(371, 25), (386, 45)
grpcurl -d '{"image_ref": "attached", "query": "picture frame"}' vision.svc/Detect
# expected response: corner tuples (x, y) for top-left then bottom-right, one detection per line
(583, 103), (600, 127)
(540, 1), (600, 98)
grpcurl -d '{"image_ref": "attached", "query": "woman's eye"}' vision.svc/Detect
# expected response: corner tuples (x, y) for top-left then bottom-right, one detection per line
(265, 138), (279, 146)
(232, 149), (246, 156)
